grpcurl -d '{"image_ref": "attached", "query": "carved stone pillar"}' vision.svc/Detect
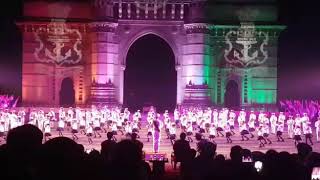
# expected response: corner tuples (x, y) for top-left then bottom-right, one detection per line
(119, 65), (125, 105)
(88, 22), (119, 105)
(176, 65), (183, 105)
(182, 23), (214, 106)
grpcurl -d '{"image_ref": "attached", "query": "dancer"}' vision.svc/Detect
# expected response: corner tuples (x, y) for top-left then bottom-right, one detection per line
(93, 115), (102, 138)
(66, 107), (74, 131)
(169, 123), (176, 145)
(208, 124), (216, 143)
(43, 119), (51, 142)
(116, 114), (124, 135)
(0, 121), (5, 141)
(57, 116), (65, 137)
(86, 122), (93, 144)
(257, 125), (266, 147)
(239, 121), (250, 141)
(71, 120), (79, 141)
(124, 121), (132, 138)
(111, 122), (118, 141)
(270, 112), (277, 134)
(132, 121), (140, 138)
(79, 110), (86, 134)
(294, 125), (302, 146)
(315, 117), (320, 142)
(248, 111), (256, 138)
(228, 110), (236, 135)
(304, 125), (313, 145)
(216, 113), (225, 137)
(262, 123), (272, 144)
(225, 123), (232, 143)
(186, 122), (193, 142)
(146, 122), (153, 142)
(287, 115), (295, 139)
(276, 121), (284, 142)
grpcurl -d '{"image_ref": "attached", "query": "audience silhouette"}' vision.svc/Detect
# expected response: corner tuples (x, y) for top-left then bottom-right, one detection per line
(0, 125), (319, 180)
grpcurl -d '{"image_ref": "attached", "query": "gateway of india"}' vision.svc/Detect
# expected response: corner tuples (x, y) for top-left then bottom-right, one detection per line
(18, 0), (285, 110)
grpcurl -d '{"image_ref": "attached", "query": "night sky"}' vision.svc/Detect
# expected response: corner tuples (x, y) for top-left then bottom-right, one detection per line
(0, 0), (320, 103)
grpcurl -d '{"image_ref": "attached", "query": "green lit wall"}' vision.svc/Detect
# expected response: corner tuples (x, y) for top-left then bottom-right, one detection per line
(210, 25), (284, 107)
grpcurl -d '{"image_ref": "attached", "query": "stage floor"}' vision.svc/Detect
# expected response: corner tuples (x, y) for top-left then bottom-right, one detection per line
(1, 113), (320, 171)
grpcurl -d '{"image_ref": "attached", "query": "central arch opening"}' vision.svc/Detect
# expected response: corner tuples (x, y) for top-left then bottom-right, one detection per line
(124, 34), (177, 112)
(59, 77), (75, 107)
(224, 80), (240, 109)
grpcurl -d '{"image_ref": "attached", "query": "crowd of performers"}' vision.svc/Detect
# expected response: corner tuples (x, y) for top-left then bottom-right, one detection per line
(0, 106), (320, 148)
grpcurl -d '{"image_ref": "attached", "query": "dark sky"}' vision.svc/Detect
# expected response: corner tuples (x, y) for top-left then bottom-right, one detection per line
(0, 0), (320, 101)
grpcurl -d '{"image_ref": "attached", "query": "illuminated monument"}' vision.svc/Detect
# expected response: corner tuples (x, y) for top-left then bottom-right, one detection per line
(18, 0), (285, 109)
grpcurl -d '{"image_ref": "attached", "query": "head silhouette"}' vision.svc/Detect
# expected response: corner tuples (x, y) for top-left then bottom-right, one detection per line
(180, 132), (186, 140)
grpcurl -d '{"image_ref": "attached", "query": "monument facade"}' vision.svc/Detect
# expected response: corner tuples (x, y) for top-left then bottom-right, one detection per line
(18, 0), (284, 109)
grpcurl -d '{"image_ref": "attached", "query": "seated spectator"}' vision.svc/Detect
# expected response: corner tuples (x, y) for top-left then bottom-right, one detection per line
(192, 141), (217, 180)
(110, 140), (151, 180)
(5, 124), (43, 179)
(131, 132), (143, 150)
(101, 132), (117, 161)
(173, 133), (191, 164)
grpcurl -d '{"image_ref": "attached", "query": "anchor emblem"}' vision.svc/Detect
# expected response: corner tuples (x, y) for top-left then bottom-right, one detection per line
(224, 23), (269, 67)
(34, 22), (82, 65)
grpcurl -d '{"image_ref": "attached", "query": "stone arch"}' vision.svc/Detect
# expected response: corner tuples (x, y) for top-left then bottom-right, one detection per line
(224, 79), (240, 109)
(123, 33), (177, 111)
(59, 77), (75, 107)
(120, 29), (180, 67)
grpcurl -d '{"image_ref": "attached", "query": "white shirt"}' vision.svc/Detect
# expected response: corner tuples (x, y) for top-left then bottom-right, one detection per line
(0, 124), (4, 133)
(58, 120), (65, 128)
(277, 123), (284, 132)
(169, 127), (176, 135)
(257, 128), (263, 136)
(239, 123), (247, 131)
(72, 122), (78, 130)
(315, 120), (320, 129)
(44, 125), (51, 133)
(294, 127), (301, 135)
(209, 127), (216, 135)
(86, 126), (93, 134)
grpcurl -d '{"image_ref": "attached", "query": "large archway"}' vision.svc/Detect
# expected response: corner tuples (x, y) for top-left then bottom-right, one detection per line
(59, 77), (75, 107)
(224, 80), (240, 109)
(124, 34), (177, 112)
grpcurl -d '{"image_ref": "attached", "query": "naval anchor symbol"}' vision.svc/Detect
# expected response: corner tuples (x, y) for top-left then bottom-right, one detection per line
(34, 22), (82, 66)
(224, 23), (269, 67)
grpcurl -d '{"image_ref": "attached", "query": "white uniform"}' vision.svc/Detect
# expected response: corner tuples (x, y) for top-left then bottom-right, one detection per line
(287, 118), (294, 138)
(44, 124), (51, 134)
(270, 114), (278, 134)
(209, 126), (216, 137)
(315, 120), (320, 141)
(58, 119), (65, 129)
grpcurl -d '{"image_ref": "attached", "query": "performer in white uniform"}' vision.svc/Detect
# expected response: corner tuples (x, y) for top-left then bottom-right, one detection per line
(208, 124), (216, 143)
(304, 125), (313, 146)
(270, 113), (278, 134)
(248, 111), (256, 138)
(57, 116), (65, 137)
(287, 115), (295, 139)
(86, 122), (93, 144)
(228, 110), (236, 135)
(225, 123), (232, 143)
(294, 125), (302, 146)
(43, 117), (51, 142)
(315, 117), (320, 142)
(276, 121), (285, 142)
(257, 125), (266, 147)
(71, 120), (79, 141)
(239, 121), (249, 141)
